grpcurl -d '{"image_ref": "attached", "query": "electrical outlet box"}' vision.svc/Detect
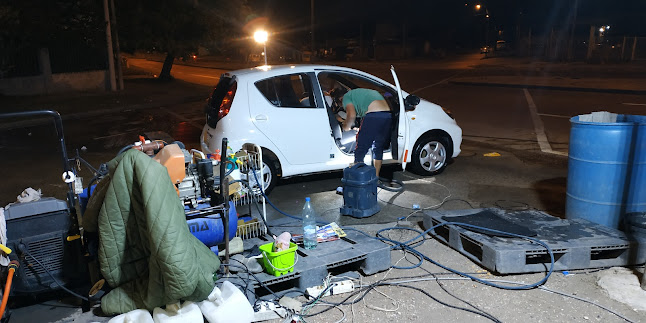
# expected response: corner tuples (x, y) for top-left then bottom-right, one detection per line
(253, 301), (287, 322)
(306, 280), (354, 299)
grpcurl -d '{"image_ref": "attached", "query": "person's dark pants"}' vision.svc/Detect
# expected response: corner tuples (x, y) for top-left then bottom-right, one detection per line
(354, 111), (392, 163)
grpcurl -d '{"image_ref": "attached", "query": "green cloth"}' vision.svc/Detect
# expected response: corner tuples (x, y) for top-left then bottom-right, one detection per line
(342, 88), (386, 117)
(83, 149), (219, 315)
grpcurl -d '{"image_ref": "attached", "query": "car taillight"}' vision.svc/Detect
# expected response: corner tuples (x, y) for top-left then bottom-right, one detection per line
(217, 82), (237, 119)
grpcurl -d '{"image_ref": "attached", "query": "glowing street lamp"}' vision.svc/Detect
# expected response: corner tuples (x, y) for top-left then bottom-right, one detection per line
(254, 30), (269, 65)
(475, 4), (481, 10)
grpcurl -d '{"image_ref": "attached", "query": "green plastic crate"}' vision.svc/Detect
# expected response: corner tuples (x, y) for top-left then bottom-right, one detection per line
(259, 242), (298, 276)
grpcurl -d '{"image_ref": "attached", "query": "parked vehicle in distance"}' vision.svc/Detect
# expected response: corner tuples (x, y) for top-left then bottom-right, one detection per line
(495, 40), (507, 51)
(201, 65), (462, 193)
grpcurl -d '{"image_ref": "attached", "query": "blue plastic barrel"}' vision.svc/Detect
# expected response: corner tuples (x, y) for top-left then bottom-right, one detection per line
(624, 115), (646, 215)
(187, 201), (238, 247)
(566, 114), (646, 228)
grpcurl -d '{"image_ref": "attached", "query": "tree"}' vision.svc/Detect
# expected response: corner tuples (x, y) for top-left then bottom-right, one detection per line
(116, 0), (251, 80)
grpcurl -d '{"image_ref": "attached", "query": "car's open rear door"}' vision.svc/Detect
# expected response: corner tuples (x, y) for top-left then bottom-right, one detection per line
(390, 66), (409, 170)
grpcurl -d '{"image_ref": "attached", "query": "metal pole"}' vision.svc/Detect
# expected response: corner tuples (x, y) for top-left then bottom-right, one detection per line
(567, 0), (579, 61)
(220, 138), (230, 274)
(264, 43), (267, 65)
(103, 0), (116, 91)
(109, 0), (124, 90)
(311, 0), (315, 53)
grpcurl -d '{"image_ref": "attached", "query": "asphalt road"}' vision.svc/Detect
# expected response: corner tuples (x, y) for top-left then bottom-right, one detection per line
(3, 56), (645, 218)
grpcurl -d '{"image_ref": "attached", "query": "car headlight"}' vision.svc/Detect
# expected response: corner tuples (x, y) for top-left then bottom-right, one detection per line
(442, 107), (454, 119)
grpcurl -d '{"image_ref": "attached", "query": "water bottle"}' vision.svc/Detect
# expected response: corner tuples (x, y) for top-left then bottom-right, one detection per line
(302, 197), (317, 249)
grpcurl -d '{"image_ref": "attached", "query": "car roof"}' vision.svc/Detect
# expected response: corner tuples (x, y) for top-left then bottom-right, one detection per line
(223, 64), (386, 83)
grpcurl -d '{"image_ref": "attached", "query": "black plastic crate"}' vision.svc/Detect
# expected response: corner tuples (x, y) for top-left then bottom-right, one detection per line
(422, 208), (644, 274)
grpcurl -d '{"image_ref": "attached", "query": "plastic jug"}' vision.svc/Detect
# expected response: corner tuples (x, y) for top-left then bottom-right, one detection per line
(108, 309), (154, 323)
(198, 280), (254, 323)
(152, 301), (203, 323)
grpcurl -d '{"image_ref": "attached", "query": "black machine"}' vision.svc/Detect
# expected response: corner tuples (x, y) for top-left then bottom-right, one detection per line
(0, 110), (87, 296)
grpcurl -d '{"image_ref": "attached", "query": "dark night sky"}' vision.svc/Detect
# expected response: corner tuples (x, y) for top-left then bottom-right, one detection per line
(246, 0), (645, 49)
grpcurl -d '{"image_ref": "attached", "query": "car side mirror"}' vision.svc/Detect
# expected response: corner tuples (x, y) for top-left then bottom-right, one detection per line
(404, 95), (420, 111)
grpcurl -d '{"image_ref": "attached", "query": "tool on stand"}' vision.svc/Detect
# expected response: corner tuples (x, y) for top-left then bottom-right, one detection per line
(0, 110), (91, 319)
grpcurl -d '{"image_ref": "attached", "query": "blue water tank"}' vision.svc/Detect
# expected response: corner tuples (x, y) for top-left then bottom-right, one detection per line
(187, 201), (238, 247)
(566, 114), (646, 228)
(340, 163), (380, 218)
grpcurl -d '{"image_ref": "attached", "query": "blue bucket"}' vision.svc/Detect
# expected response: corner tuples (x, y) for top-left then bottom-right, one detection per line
(566, 114), (646, 228)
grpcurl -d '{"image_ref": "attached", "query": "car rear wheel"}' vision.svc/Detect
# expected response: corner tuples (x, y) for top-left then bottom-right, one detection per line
(258, 156), (279, 195)
(409, 135), (449, 176)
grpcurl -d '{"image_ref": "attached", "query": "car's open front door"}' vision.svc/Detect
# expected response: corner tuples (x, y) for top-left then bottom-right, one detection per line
(390, 66), (409, 170)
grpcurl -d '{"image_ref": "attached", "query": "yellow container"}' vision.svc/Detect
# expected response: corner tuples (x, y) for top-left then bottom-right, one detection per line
(259, 242), (298, 276)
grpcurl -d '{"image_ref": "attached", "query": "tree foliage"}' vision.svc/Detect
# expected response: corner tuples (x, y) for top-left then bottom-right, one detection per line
(116, 0), (252, 79)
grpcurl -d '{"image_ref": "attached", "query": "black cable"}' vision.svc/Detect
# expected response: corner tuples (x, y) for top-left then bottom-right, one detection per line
(430, 273), (500, 322)
(21, 248), (89, 302)
(226, 258), (252, 299)
(377, 177), (404, 192)
(303, 280), (501, 323)
(220, 263), (280, 300)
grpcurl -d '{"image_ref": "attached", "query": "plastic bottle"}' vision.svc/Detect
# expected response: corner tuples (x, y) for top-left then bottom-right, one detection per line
(152, 301), (203, 323)
(198, 280), (254, 323)
(108, 309), (154, 323)
(302, 197), (317, 249)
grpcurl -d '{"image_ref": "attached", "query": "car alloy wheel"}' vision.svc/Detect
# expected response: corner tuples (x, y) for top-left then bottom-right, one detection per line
(410, 135), (448, 176)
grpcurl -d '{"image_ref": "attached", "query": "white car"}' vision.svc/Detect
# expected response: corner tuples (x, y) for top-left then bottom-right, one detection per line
(201, 64), (462, 192)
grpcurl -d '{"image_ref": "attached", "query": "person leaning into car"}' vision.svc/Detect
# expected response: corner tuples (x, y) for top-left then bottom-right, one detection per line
(331, 88), (392, 177)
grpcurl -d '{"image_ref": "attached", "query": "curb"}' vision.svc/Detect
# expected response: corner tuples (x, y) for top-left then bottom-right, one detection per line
(449, 80), (646, 95)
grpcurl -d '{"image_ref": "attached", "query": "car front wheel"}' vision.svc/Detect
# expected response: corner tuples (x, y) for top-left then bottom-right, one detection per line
(409, 135), (449, 176)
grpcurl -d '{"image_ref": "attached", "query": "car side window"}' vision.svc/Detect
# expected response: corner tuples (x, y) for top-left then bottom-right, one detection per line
(255, 73), (316, 108)
(317, 72), (398, 111)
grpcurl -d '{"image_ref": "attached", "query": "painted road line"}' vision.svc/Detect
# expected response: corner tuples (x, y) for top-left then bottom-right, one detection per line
(191, 74), (219, 79)
(161, 107), (204, 130)
(622, 103), (646, 106)
(537, 113), (571, 119)
(524, 89), (553, 153)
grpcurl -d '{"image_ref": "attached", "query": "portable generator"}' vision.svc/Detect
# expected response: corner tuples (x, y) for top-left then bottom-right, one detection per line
(0, 110), (87, 296)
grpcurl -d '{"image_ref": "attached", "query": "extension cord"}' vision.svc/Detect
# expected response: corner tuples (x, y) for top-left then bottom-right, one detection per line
(253, 301), (287, 322)
(305, 280), (354, 299)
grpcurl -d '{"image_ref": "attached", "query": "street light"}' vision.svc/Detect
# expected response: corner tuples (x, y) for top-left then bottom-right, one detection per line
(475, 4), (481, 10)
(254, 30), (269, 65)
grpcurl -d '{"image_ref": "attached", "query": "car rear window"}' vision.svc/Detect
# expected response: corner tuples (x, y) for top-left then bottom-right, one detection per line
(255, 73), (315, 108)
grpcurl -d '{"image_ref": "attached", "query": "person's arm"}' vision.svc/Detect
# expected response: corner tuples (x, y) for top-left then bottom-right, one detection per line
(342, 104), (356, 131)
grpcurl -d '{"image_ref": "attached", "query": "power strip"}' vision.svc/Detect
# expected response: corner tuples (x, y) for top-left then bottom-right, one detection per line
(305, 280), (354, 299)
(253, 301), (287, 322)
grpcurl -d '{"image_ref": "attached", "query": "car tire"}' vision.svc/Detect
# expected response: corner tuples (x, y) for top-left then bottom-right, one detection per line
(409, 135), (450, 176)
(259, 155), (279, 195)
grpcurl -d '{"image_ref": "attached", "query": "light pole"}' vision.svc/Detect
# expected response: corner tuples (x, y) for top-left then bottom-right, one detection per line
(254, 30), (269, 65)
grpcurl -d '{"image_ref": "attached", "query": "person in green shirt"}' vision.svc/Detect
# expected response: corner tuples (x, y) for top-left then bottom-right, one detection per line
(331, 88), (392, 177)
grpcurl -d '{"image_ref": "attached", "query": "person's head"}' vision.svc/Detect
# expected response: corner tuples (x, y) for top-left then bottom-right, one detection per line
(330, 87), (348, 108)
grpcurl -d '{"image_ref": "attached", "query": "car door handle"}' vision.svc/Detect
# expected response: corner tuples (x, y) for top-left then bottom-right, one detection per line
(255, 115), (268, 122)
